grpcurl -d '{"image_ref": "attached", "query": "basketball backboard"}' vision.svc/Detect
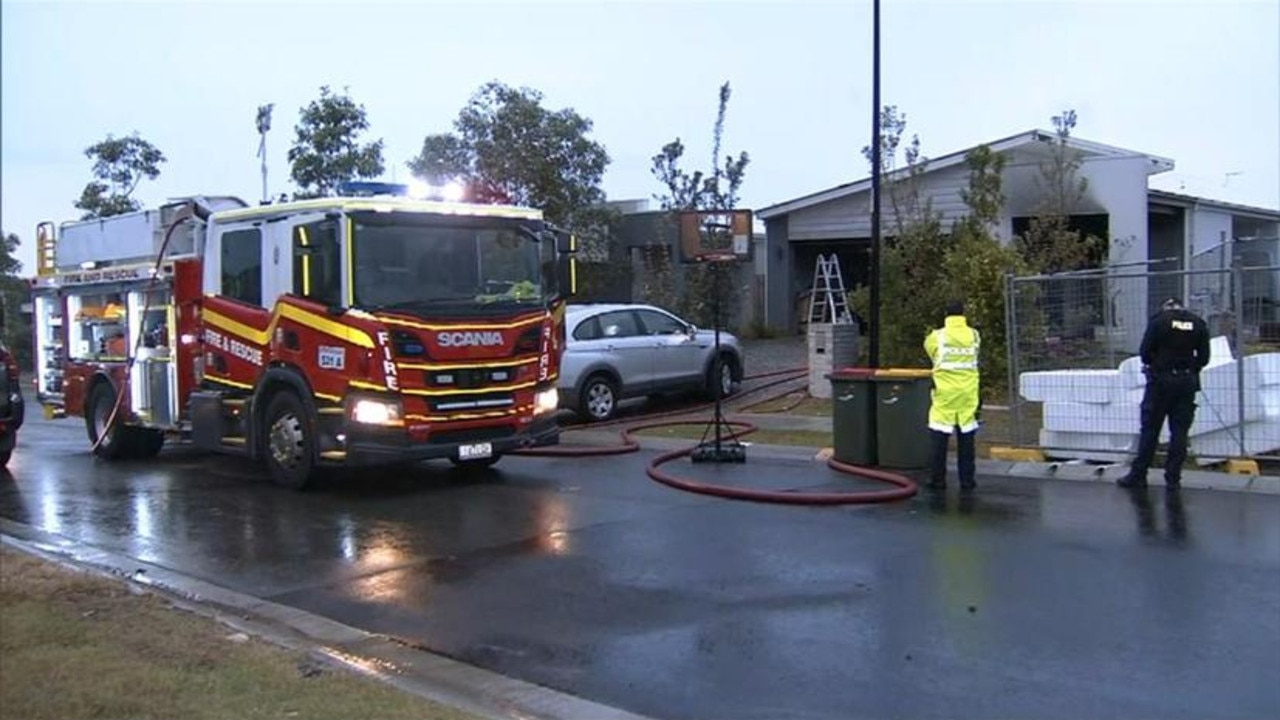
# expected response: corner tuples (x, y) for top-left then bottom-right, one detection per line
(677, 210), (753, 264)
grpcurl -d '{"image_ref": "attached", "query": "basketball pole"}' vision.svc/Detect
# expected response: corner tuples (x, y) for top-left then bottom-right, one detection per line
(868, 0), (882, 369)
(691, 222), (746, 464)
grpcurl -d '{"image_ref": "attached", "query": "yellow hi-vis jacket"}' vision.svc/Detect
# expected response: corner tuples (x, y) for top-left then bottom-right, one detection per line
(924, 315), (981, 434)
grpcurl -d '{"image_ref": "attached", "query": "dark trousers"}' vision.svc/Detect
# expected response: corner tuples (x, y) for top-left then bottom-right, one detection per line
(1129, 374), (1198, 485)
(930, 427), (976, 488)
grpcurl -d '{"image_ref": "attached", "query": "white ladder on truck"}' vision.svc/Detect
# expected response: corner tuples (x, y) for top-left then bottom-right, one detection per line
(808, 254), (853, 325)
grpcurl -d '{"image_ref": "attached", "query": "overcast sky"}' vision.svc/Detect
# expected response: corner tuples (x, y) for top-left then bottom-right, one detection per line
(3, 0), (1277, 273)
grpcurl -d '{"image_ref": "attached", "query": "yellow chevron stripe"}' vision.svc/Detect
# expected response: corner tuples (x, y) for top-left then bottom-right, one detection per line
(204, 374), (254, 391)
(202, 303), (374, 349)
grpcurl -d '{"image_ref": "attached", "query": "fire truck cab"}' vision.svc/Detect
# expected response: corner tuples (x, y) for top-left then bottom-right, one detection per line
(32, 185), (577, 488)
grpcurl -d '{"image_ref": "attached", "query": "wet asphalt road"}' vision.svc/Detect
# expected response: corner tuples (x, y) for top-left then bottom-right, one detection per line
(3, 408), (1279, 720)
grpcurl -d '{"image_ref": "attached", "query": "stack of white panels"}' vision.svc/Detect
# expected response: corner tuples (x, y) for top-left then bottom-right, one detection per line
(1019, 337), (1280, 465)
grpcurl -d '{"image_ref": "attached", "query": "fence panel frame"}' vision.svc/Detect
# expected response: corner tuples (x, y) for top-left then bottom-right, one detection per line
(1004, 263), (1280, 465)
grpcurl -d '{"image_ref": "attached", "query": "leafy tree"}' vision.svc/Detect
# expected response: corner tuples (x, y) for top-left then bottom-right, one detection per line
(850, 118), (1027, 396)
(0, 232), (20, 277)
(946, 147), (1029, 397)
(850, 107), (949, 365)
(648, 82), (751, 328)
(74, 133), (166, 220)
(651, 82), (750, 212)
(288, 86), (385, 198)
(407, 81), (611, 232)
(0, 231), (32, 369)
(1015, 109), (1102, 273)
(861, 105), (931, 233)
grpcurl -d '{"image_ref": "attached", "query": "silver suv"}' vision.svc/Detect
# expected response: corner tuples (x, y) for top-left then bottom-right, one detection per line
(559, 303), (743, 422)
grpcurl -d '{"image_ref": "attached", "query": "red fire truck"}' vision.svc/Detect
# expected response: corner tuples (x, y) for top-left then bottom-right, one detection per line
(30, 183), (577, 488)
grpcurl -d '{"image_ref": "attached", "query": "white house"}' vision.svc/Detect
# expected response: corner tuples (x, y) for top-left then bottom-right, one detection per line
(756, 129), (1280, 343)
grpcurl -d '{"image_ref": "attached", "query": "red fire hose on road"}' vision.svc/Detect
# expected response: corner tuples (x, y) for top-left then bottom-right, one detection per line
(514, 367), (920, 505)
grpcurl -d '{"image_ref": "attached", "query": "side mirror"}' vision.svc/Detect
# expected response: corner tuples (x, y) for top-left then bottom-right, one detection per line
(555, 231), (577, 255)
(556, 256), (578, 299)
(687, 323), (698, 337)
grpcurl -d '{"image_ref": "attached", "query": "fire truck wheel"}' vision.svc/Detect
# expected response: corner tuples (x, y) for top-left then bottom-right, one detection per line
(128, 429), (165, 459)
(0, 449), (9, 467)
(579, 373), (618, 422)
(263, 391), (315, 490)
(86, 382), (129, 460)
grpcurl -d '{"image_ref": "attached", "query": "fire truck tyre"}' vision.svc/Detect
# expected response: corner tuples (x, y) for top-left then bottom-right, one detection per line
(87, 383), (129, 460)
(128, 428), (165, 459)
(263, 392), (315, 490)
(579, 374), (618, 422)
(0, 449), (10, 467)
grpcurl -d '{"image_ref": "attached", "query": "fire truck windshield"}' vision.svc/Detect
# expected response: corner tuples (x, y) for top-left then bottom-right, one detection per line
(349, 212), (549, 315)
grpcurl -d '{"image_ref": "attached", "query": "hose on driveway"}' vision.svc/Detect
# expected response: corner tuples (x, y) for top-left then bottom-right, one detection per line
(513, 367), (919, 505)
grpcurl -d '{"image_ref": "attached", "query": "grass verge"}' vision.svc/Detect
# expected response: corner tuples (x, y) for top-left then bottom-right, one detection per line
(0, 547), (478, 720)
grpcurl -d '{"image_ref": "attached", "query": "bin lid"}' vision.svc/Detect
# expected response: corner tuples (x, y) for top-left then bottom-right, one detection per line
(827, 367), (877, 380)
(873, 368), (932, 379)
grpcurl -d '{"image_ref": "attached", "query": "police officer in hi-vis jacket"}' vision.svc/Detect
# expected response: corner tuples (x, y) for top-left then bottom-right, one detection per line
(924, 300), (981, 491)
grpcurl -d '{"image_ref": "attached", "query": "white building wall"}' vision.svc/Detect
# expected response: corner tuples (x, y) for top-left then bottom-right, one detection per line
(787, 164), (972, 240)
(1189, 206), (1234, 257)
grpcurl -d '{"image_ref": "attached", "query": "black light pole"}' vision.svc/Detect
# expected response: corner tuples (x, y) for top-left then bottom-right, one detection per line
(868, 0), (882, 368)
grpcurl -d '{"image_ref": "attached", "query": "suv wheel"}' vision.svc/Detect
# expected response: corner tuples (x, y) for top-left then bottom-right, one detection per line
(706, 355), (735, 400)
(579, 374), (618, 422)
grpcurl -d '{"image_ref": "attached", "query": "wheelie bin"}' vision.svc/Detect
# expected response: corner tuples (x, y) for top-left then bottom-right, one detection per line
(827, 368), (878, 465)
(872, 368), (934, 469)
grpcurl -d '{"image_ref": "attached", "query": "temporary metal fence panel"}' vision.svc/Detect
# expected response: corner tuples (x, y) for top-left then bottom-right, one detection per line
(1006, 264), (1280, 466)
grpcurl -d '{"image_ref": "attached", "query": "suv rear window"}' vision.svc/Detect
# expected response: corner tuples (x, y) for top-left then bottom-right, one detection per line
(573, 316), (603, 341)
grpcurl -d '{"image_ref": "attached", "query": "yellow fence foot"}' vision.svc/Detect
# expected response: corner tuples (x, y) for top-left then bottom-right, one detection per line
(989, 446), (1046, 462)
(1225, 459), (1260, 476)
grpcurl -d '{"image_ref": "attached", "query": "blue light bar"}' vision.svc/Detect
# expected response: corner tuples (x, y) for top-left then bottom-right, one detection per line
(338, 181), (409, 197)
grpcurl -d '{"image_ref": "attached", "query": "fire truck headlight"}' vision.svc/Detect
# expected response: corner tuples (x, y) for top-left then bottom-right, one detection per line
(351, 398), (404, 426)
(533, 388), (559, 416)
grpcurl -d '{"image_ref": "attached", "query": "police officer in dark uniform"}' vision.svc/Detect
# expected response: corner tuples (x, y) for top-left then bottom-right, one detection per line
(1118, 297), (1211, 491)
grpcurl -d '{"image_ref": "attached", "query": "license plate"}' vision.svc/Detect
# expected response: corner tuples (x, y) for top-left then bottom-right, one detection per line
(458, 442), (493, 460)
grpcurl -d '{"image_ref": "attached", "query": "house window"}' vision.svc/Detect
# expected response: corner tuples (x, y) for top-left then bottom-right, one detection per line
(221, 228), (263, 306)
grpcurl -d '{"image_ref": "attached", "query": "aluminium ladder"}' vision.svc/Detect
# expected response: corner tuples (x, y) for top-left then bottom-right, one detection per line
(807, 254), (854, 325)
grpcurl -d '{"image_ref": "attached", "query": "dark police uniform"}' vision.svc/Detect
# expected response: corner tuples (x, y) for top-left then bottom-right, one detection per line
(1118, 298), (1211, 490)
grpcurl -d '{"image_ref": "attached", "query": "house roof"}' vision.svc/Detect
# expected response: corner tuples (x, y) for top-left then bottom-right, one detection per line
(1147, 189), (1280, 221)
(757, 129), (1176, 220)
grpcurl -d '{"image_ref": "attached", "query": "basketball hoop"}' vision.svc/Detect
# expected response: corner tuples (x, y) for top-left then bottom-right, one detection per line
(678, 209), (753, 264)
(697, 252), (740, 263)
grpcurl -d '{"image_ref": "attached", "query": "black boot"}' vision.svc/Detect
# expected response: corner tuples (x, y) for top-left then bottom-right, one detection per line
(1117, 474), (1147, 489)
